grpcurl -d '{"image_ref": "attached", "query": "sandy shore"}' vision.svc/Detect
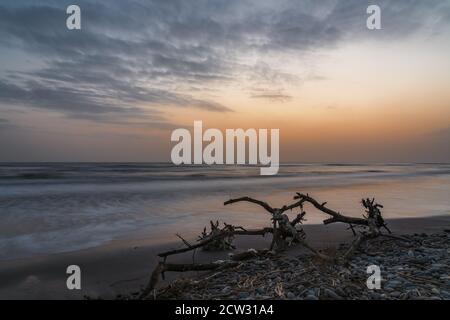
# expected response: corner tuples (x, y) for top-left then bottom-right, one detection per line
(0, 215), (448, 300)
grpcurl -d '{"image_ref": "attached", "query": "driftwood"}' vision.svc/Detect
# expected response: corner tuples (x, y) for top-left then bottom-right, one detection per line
(340, 198), (390, 262)
(141, 249), (272, 299)
(158, 223), (273, 259)
(293, 193), (392, 262)
(224, 197), (309, 252)
(293, 193), (391, 233)
(198, 221), (236, 250)
(142, 196), (313, 298)
(139, 260), (240, 299)
(141, 192), (399, 299)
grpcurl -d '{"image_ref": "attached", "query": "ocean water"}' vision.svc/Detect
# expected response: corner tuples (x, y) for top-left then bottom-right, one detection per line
(0, 163), (449, 260)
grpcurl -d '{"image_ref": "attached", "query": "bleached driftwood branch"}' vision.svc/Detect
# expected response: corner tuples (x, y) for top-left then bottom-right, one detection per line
(224, 197), (329, 259)
(293, 193), (393, 262)
(141, 192), (408, 299)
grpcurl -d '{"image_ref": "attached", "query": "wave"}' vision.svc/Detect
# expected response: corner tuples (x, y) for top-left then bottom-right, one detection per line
(0, 162), (449, 260)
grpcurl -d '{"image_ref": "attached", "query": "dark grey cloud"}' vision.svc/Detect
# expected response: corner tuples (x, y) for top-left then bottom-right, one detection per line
(0, 1), (233, 123)
(0, 79), (141, 116)
(0, 0), (449, 123)
(0, 77), (228, 126)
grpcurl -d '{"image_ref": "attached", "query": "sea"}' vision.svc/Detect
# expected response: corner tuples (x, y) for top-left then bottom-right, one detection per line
(0, 163), (449, 260)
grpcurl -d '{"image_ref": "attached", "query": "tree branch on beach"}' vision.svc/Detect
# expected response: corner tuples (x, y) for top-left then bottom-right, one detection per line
(143, 196), (323, 299)
(293, 193), (391, 233)
(293, 193), (394, 261)
(158, 222), (273, 260)
(141, 249), (270, 299)
(224, 197), (329, 259)
(141, 192), (414, 299)
(139, 260), (241, 299)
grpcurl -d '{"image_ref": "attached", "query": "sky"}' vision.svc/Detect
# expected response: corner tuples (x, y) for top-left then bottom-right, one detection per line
(0, 0), (449, 163)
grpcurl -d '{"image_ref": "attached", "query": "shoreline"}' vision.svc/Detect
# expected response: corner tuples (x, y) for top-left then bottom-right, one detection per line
(154, 230), (450, 300)
(0, 215), (449, 299)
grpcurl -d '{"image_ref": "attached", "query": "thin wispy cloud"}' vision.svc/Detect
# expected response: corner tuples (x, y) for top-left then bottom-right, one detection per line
(0, 0), (449, 161)
(1, 0), (448, 122)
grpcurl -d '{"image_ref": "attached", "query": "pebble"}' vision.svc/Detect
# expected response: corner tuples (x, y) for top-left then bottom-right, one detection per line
(323, 288), (342, 300)
(255, 287), (264, 294)
(431, 288), (440, 295)
(151, 232), (450, 301)
(286, 292), (295, 299)
(386, 280), (402, 288)
(222, 286), (231, 294)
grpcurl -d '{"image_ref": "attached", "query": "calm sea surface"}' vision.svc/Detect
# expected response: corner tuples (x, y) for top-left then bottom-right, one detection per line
(0, 163), (449, 260)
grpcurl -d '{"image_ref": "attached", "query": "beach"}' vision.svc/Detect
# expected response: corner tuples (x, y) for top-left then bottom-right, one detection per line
(155, 229), (450, 300)
(0, 163), (449, 299)
(2, 0), (450, 306)
(0, 215), (448, 299)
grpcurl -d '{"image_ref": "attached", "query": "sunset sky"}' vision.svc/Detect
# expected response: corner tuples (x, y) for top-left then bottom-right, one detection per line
(0, 0), (449, 162)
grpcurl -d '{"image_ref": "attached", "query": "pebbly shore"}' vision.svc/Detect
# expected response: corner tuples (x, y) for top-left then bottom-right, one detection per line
(149, 231), (449, 300)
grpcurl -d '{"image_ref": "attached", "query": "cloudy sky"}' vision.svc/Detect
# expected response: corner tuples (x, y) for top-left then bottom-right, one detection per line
(0, 0), (449, 162)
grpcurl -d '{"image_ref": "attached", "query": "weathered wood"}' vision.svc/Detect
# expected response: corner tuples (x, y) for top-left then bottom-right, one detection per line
(234, 227), (274, 236)
(139, 262), (165, 299)
(224, 197), (305, 215)
(158, 227), (276, 258)
(163, 261), (240, 272)
(291, 211), (306, 226)
(140, 260), (240, 299)
(146, 192), (398, 299)
(291, 193), (395, 263)
(224, 197), (275, 214)
(229, 249), (268, 261)
(341, 233), (368, 262)
(294, 193), (368, 226)
(198, 221), (235, 251)
(224, 196), (324, 257)
(158, 231), (233, 258)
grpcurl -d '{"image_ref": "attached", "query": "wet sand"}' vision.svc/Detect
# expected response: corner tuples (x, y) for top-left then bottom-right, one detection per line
(0, 215), (448, 300)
